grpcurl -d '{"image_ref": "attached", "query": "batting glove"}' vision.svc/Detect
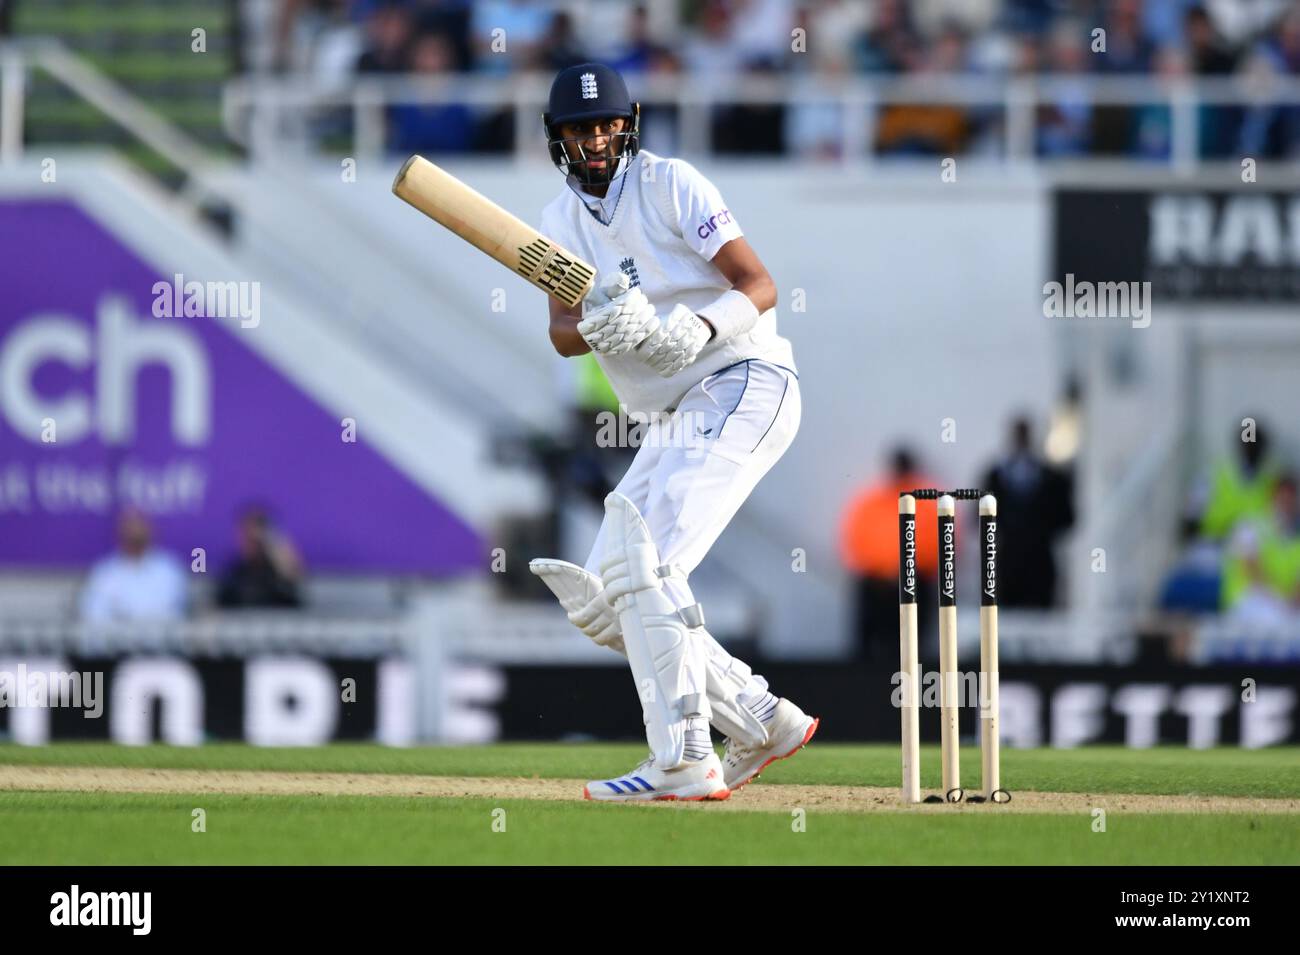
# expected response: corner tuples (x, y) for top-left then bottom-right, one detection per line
(637, 304), (712, 377)
(578, 273), (660, 356)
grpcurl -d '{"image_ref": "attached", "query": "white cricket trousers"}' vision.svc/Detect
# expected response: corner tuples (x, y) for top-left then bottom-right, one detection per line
(584, 358), (800, 611)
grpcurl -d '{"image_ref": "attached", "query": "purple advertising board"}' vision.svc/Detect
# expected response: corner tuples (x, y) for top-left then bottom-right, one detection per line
(0, 198), (481, 574)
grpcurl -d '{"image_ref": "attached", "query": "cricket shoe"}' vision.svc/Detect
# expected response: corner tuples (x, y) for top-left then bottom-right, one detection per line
(583, 753), (731, 802)
(723, 699), (819, 791)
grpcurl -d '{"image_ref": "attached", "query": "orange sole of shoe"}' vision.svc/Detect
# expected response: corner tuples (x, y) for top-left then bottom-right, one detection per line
(729, 717), (820, 793)
(582, 785), (733, 802)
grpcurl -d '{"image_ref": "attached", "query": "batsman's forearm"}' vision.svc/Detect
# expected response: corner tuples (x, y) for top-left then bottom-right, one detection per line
(734, 272), (776, 315)
(549, 312), (592, 357)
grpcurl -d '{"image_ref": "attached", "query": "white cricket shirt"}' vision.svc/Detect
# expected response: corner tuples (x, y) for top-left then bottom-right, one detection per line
(539, 150), (796, 414)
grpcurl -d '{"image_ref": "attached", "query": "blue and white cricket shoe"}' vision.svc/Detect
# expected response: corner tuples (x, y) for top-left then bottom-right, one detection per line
(583, 753), (730, 802)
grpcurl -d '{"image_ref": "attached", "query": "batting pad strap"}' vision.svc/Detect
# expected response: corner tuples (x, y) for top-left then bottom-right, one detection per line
(678, 604), (706, 629)
(696, 288), (760, 343)
(653, 564), (706, 628)
(678, 692), (708, 720)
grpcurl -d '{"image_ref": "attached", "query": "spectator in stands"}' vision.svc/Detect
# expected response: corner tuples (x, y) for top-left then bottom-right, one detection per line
(1163, 418), (1291, 617)
(1234, 43), (1293, 159)
(80, 509), (187, 623)
(1011, 27), (1043, 75)
(1037, 21), (1093, 157)
(980, 416), (1075, 607)
(785, 2), (872, 160)
(852, 0), (923, 74)
(461, 0), (553, 147)
(387, 29), (476, 152)
(416, 0), (474, 71)
(1267, 6), (1300, 74)
(682, 1), (786, 154)
(840, 446), (940, 662)
(356, 0), (414, 73)
(728, 0), (797, 70)
(1001, 0), (1059, 38)
(539, 10), (587, 71)
(264, 0), (1300, 160)
(1222, 473), (1300, 623)
(612, 6), (682, 152)
(1200, 418), (1282, 541)
(1159, 506), (1224, 615)
(1095, 0), (1156, 73)
(681, 0), (746, 81)
(1140, 0), (1198, 48)
(1132, 45), (1191, 160)
(1185, 4), (1241, 157)
(470, 0), (553, 73)
(217, 507), (304, 609)
(273, 0), (352, 74)
(785, 56), (852, 159)
(1186, 2), (1241, 76)
(797, 0), (872, 73)
(875, 23), (972, 156)
(1261, 7), (1300, 156)
(610, 4), (659, 74)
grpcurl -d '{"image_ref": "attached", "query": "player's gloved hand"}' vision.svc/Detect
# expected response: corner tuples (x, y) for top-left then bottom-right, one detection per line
(637, 304), (712, 377)
(567, 590), (623, 651)
(578, 273), (660, 356)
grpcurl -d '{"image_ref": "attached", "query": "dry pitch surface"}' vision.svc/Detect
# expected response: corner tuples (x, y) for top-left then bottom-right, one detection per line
(3, 764), (1298, 815)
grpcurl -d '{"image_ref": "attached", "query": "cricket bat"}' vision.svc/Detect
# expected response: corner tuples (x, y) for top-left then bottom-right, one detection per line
(392, 155), (596, 309)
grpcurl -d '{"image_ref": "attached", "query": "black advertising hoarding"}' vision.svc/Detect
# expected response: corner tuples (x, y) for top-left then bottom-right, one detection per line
(1054, 189), (1300, 302)
(491, 662), (1300, 749)
(4, 656), (1296, 748)
(0, 656), (401, 743)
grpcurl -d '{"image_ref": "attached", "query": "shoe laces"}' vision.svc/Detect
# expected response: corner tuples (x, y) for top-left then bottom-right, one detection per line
(723, 737), (754, 767)
(629, 752), (655, 775)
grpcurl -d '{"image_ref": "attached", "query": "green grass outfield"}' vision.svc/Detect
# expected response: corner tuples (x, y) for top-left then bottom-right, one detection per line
(0, 743), (1297, 865)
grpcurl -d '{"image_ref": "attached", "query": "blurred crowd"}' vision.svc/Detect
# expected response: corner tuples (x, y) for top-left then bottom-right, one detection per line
(80, 507), (304, 625)
(266, 0), (1300, 158)
(1162, 419), (1300, 630)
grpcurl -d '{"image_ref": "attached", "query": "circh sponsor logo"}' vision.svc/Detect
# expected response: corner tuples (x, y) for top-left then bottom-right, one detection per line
(696, 209), (734, 240)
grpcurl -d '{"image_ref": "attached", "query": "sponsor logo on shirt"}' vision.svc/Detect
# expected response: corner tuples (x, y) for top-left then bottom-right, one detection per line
(697, 208), (734, 240)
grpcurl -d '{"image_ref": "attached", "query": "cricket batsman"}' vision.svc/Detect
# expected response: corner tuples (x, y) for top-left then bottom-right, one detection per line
(529, 63), (818, 801)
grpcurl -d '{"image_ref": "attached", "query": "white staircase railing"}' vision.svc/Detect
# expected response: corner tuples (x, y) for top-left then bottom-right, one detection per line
(1071, 423), (1190, 615)
(0, 38), (215, 196)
